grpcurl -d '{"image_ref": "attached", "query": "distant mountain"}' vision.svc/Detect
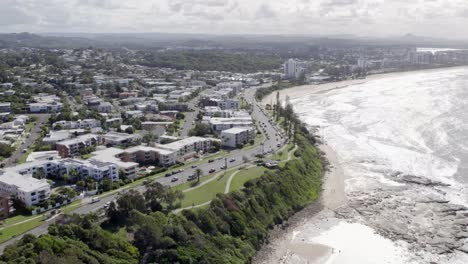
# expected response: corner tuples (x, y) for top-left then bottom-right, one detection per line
(1, 32), (468, 50)
(0, 32), (99, 48)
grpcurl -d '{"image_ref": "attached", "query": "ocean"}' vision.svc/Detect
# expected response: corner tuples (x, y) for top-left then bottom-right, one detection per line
(259, 67), (468, 264)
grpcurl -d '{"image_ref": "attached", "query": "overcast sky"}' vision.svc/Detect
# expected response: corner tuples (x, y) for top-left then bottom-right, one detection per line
(1, 0), (467, 38)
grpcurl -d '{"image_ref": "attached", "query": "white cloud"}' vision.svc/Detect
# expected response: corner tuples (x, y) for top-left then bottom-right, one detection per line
(0, 0), (467, 38)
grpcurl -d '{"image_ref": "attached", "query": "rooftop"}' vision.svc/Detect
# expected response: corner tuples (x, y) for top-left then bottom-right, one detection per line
(222, 127), (253, 134)
(0, 170), (50, 193)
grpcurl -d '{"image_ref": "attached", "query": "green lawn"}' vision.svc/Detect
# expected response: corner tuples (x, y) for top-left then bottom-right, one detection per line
(229, 167), (267, 192)
(0, 217), (44, 244)
(1, 214), (32, 226)
(179, 171), (233, 208)
(172, 171), (219, 192)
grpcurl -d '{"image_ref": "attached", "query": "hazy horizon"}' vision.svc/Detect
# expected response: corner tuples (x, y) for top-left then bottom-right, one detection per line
(1, 0), (468, 40)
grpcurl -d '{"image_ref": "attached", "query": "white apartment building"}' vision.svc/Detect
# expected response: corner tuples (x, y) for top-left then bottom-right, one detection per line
(57, 159), (119, 182)
(102, 132), (142, 146)
(221, 127), (256, 148)
(13, 157), (119, 182)
(53, 119), (101, 130)
(29, 102), (63, 113)
(0, 169), (50, 207)
(284, 59), (297, 78)
(90, 148), (139, 179)
(208, 116), (253, 133)
(158, 137), (212, 158)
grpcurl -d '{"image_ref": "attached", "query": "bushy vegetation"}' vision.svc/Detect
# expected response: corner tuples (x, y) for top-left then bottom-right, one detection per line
(1, 215), (139, 264)
(0, 143), (14, 159)
(139, 51), (281, 73)
(255, 81), (294, 100)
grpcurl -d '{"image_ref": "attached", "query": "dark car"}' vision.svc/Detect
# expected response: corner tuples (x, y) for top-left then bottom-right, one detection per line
(187, 175), (195, 181)
(191, 165), (198, 168)
(171, 177), (179, 182)
(209, 168), (216, 173)
(229, 158), (236, 162)
(208, 159), (214, 163)
(165, 173), (172, 177)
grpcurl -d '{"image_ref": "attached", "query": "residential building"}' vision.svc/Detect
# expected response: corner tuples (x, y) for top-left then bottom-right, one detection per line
(53, 119), (101, 130)
(0, 195), (10, 220)
(56, 134), (102, 158)
(121, 146), (177, 167)
(156, 137), (212, 159)
(0, 169), (50, 207)
(208, 116), (253, 133)
(29, 102), (63, 113)
(56, 159), (119, 182)
(0, 103), (11, 113)
(141, 122), (172, 136)
(97, 102), (113, 113)
(102, 132), (141, 146)
(90, 148), (139, 179)
(221, 127), (255, 148)
(216, 82), (242, 94)
(217, 99), (240, 110)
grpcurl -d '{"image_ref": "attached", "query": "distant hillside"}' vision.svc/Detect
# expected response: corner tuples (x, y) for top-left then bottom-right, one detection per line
(0, 32), (98, 48)
(1, 32), (468, 50)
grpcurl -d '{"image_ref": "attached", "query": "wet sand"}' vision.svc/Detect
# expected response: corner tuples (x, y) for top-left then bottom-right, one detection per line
(252, 140), (348, 263)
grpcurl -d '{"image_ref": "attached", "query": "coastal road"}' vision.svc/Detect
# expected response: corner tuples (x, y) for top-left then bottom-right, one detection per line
(180, 97), (200, 137)
(0, 84), (285, 252)
(3, 114), (50, 167)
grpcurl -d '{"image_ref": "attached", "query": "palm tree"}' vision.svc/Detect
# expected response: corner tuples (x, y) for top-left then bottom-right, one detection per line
(195, 168), (202, 183)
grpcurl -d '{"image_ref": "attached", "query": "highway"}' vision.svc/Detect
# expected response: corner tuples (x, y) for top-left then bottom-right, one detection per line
(0, 84), (286, 252)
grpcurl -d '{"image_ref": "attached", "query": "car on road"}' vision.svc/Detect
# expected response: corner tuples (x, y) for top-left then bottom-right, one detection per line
(220, 165), (226, 170)
(172, 171), (179, 175)
(277, 144), (281, 147)
(208, 159), (214, 163)
(103, 202), (111, 209)
(217, 157), (224, 160)
(209, 168), (216, 173)
(187, 175), (195, 181)
(165, 173), (172, 177)
(171, 177), (179, 182)
(90, 197), (100, 204)
(22, 148), (28, 153)
(191, 165), (198, 168)
(178, 169), (184, 173)
(229, 158), (236, 162)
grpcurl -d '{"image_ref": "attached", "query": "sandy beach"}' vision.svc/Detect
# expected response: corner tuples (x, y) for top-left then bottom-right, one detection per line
(252, 141), (348, 264)
(261, 66), (468, 105)
(253, 67), (468, 264)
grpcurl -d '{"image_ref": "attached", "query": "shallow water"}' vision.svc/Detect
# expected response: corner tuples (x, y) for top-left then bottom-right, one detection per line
(288, 67), (468, 263)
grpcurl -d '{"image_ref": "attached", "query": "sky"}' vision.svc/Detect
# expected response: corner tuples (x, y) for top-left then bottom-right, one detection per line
(1, 0), (468, 38)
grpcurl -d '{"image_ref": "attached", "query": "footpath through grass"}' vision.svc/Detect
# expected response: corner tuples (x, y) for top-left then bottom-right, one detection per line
(229, 167), (268, 192)
(179, 170), (235, 208)
(0, 217), (44, 244)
